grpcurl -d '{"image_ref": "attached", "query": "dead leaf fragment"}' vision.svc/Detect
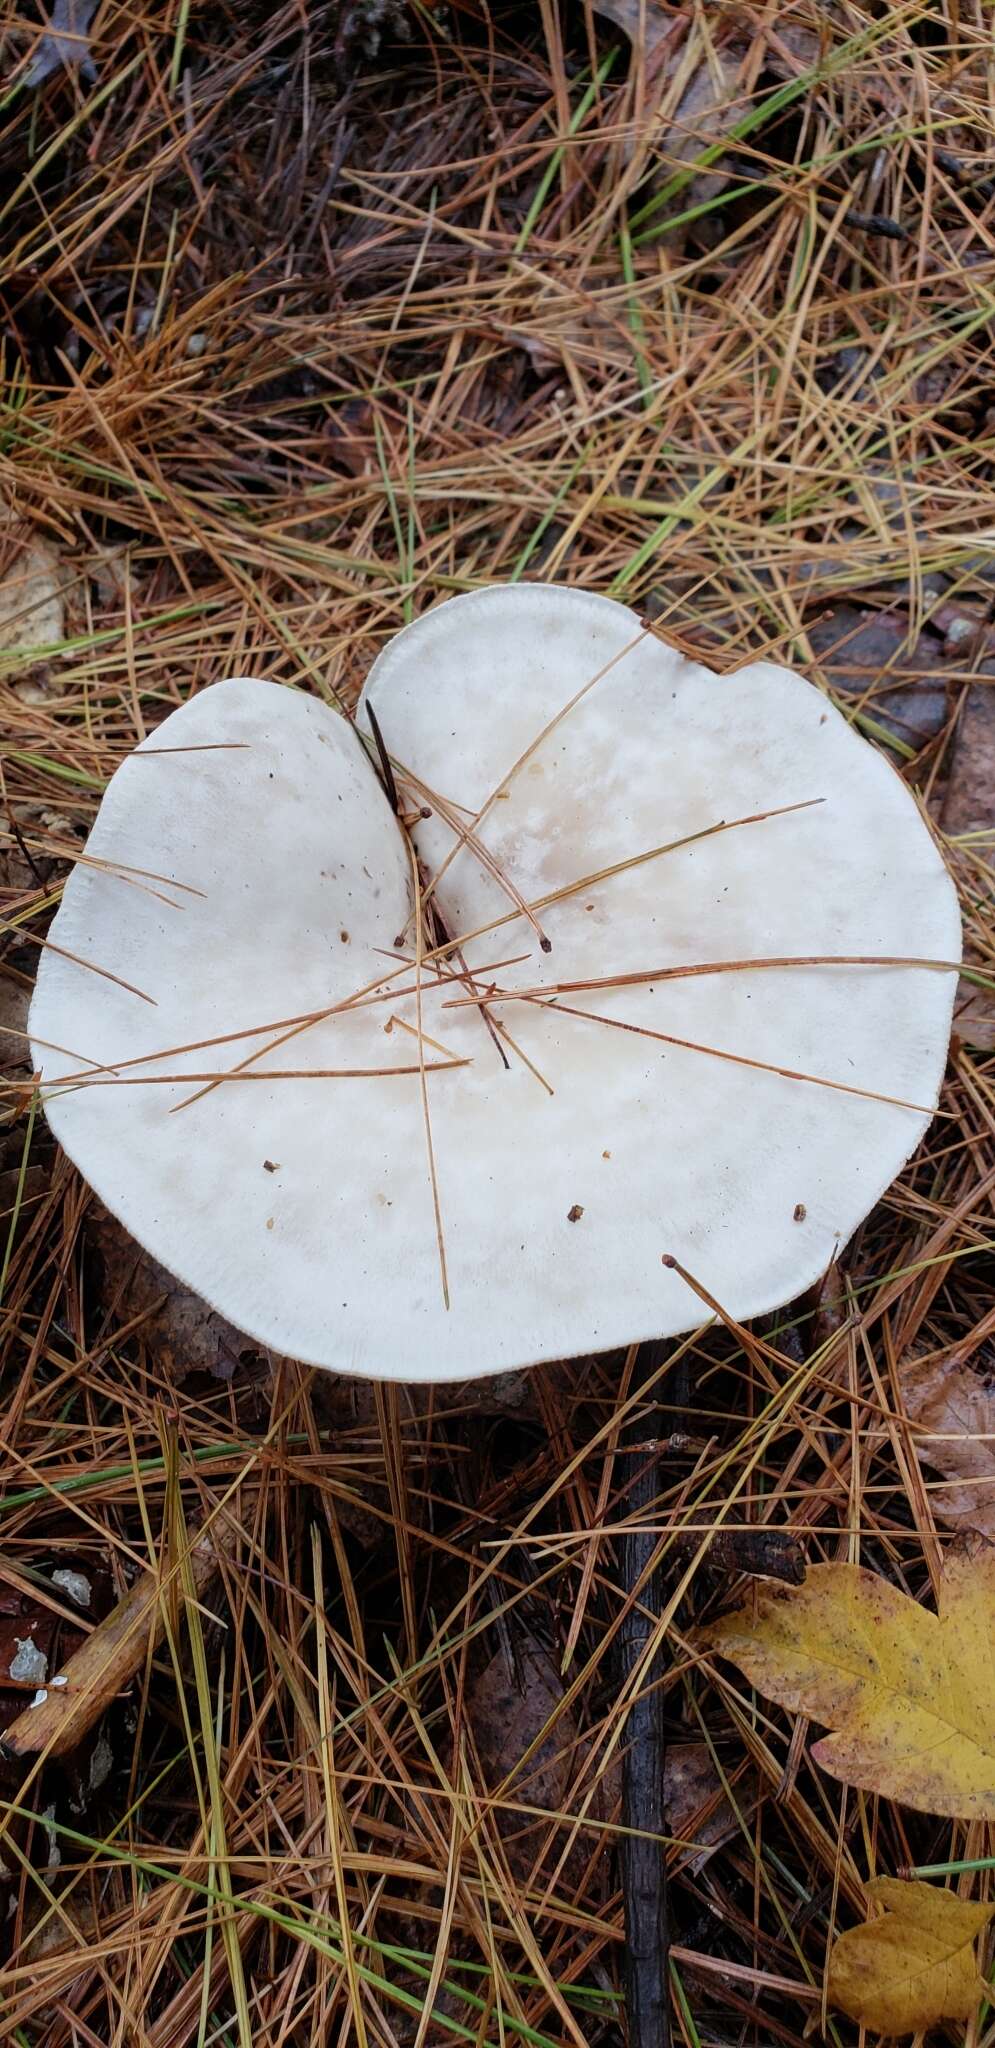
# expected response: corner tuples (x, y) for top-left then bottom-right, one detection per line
(24, 0), (98, 87)
(0, 514), (68, 659)
(944, 682), (995, 839)
(828, 1878), (994, 2035)
(88, 1201), (252, 1381)
(466, 1638), (616, 1886)
(591, 0), (668, 50)
(20, 1892), (99, 1966)
(590, 3), (746, 242)
(699, 1536), (995, 1817)
(661, 47), (746, 184)
(465, 1637), (748, 1884)
(665, 1743), (756, 1871)
(901, 1351), (995, 1535)
(762, 19), (821, 79)
(651, 39), (749, 244)
(952, 977), (995, 1051)
(0, 975), (32, 1088)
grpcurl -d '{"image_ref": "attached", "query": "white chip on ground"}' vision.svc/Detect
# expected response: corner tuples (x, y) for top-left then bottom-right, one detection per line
(10, 1636), (48, 1685)
(52, 1568), (92, 1608)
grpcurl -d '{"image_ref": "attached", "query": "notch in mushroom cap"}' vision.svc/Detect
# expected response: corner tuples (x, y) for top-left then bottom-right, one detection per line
(28, 587), (961, 1380)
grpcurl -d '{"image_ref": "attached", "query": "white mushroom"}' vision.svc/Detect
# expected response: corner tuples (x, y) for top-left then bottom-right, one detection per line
(28, 585), (961, 1381)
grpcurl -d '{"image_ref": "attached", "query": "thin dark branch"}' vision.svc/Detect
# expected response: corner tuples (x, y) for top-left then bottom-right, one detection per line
(617, 1341), (673, 2048)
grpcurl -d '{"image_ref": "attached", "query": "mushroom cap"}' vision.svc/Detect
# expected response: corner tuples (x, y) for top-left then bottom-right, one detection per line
(29, 585), (960, 1380)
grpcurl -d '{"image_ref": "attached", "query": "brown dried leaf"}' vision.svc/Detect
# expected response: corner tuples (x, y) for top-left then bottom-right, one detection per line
(594, 0), (820, 82)
(20, 1893), (99, 1967)
(591, 4), (746, 237)
(466, 1639), (609, 1884)
(944, 682), (995, 839)
(591, 0), (670, 52)
(662, 48), (746, 185)
(88, 1201), (253, 1382)
(761, 19), (821, 79)
(828, 1879), (994, 2035)
(0, 976), (32, 1085)
(900, 1350), (995, 1535)
(808, 601), (947, 750)
(11, 1892), (102, 2029)
(952, 979), (995, 1051)
(466, 1639), (748, 1883)
(665, 1742), (756, 1871)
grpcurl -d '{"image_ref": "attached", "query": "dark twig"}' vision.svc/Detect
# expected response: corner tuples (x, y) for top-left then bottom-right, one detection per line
(934, 147), (995, 202)
(364, 701), (400, 817)
(670, 1525), (805, 1584)
(6, 810), (47, 890)
(617, 1340), (673, 2048)
(843, 208), (908, 241)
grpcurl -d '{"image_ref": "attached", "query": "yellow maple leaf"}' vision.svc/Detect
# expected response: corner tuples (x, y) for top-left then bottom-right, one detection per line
(828, 1879), (994, 2035)
(698, 1535), (995, 1817)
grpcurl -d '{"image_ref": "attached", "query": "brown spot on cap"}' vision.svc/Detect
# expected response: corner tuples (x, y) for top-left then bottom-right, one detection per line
(567, 1203), (584, 1223)
(793, 1202), (806, 1222)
